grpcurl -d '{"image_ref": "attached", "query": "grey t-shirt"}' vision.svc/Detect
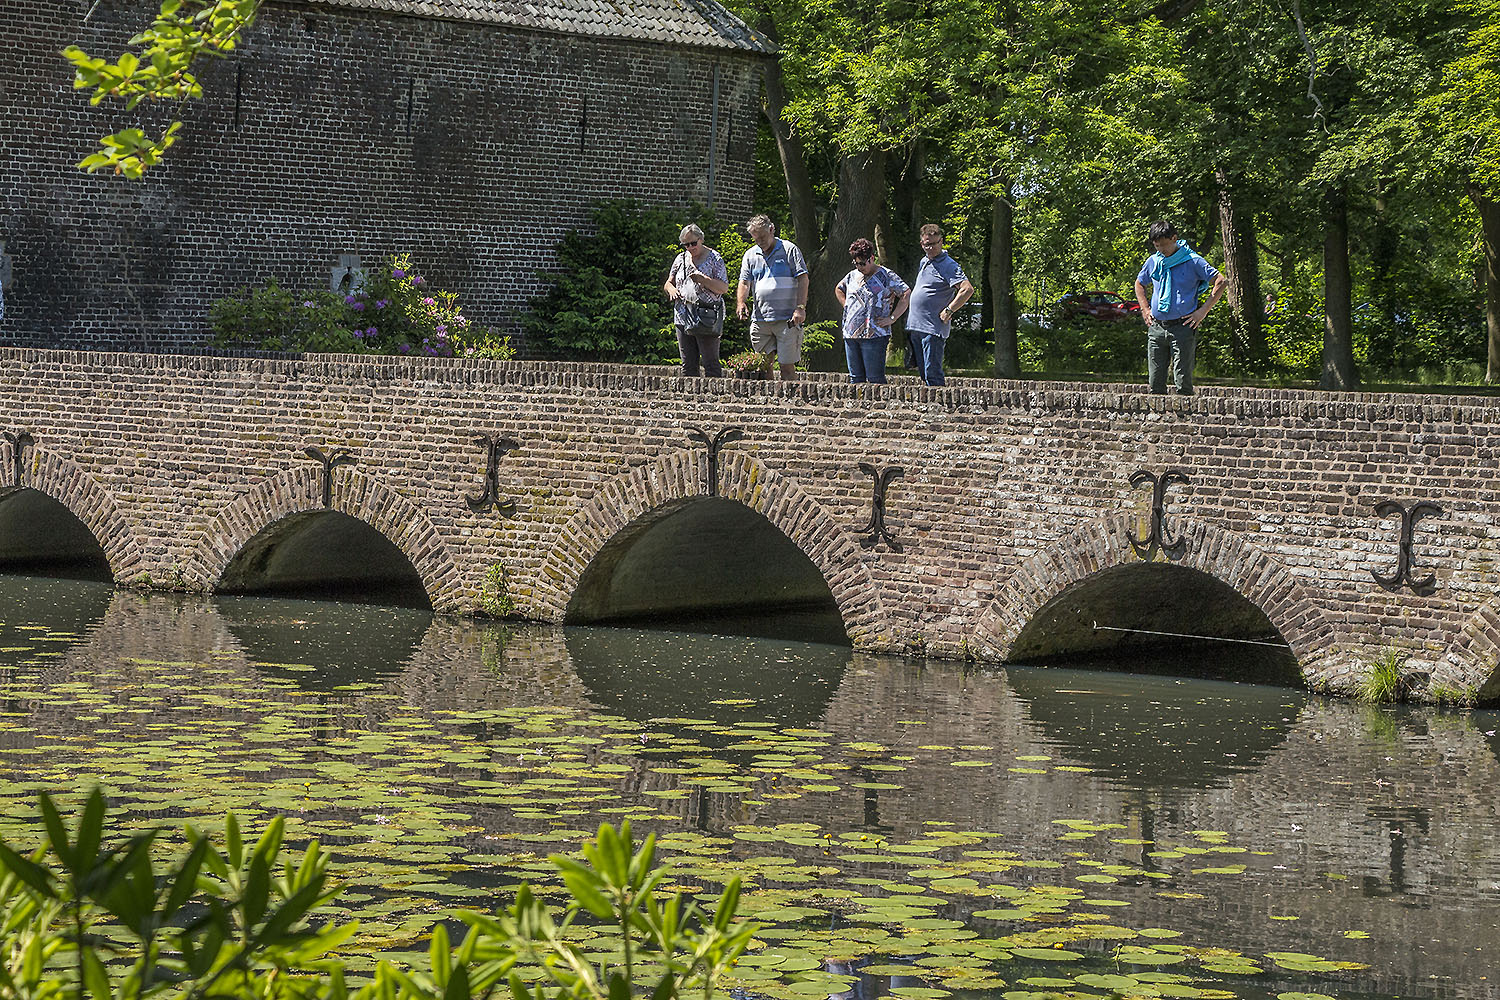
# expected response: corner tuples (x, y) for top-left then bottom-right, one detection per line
(906, 253), (969, 339)
(739, 239), (808, 322)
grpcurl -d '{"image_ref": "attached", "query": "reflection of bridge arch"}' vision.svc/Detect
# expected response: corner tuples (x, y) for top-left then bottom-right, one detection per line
(532, 451), (891, 646)
(975, 513), (1341, 686)
(186, 466), (462, 611)
(1, 446), (145, 581)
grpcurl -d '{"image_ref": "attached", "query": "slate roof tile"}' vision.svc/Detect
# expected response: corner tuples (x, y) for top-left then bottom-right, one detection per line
(297, 0), (776, 53)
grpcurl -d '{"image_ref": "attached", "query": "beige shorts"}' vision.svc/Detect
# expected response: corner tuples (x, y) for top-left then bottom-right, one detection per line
(749, 320), (804, 365)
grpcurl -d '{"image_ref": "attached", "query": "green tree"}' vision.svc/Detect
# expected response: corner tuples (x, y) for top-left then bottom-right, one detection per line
(1419, 0), (1500, 378)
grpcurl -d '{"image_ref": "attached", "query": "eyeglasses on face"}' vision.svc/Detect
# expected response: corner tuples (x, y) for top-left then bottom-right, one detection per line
(681, 240), (700, 248)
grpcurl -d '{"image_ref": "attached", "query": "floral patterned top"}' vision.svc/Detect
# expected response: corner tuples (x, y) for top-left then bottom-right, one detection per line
(837, 266), (909, 340)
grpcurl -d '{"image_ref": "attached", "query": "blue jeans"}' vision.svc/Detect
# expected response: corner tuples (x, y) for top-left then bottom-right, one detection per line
(844, 336), (889, 383)
(915, 333), (946, 386)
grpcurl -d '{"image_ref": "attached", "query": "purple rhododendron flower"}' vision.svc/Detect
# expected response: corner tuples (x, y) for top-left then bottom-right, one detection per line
(413, 276), (425, 285)
(351, 302), (365, 312)
(302, 300), (315, 308)
(435, 324), (448, 335)
(398, 343), (410, 354)
(344, 295), (357, 305)
(392, 268), (407, 279)
(421, 297), (436, 307)
(366, 326), (378, 336)
(375, 299), (389, 309)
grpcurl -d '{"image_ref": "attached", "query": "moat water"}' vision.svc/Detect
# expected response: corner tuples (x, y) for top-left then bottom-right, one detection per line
(0, 574), (1496, 1000)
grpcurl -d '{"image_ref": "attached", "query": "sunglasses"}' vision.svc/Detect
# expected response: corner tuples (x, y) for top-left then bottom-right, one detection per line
(680, 240), (701, 248)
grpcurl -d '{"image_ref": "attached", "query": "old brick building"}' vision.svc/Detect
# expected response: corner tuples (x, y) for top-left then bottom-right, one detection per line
(1, 0), (771, 349)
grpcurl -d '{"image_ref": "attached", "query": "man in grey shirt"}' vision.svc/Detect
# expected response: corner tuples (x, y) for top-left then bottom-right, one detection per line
(736, 214), (809, 380)
(905, 224), (974, 386)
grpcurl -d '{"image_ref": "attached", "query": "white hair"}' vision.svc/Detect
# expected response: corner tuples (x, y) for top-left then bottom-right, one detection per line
(679, 224), (705, 241)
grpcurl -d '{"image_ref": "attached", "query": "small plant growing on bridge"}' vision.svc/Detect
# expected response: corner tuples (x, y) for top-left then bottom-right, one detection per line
(479, 562), (519, 618)
(1359, 646), (1410, 704)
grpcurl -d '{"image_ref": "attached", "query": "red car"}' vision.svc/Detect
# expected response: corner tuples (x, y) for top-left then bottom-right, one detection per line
(1057, 291), (1141, 322)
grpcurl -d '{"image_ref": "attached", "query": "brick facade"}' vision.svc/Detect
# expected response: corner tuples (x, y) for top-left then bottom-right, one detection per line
(1, 0), (764, 349)
(2, 348), (1500, 701)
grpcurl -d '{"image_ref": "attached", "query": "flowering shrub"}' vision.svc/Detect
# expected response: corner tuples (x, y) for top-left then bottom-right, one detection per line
(211, 255), (514, 360)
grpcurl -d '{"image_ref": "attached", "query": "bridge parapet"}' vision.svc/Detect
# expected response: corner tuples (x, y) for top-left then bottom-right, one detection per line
(0, 347), (1496, 701)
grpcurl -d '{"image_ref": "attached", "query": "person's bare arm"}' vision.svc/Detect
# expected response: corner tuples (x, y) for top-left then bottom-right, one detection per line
(1135, 280), (1154, 327)
(736, 278), (750, 321)
(792, 274), (810, 324)
(940, 279), (975, 325)
(688, 271), (729, 296)
(877, 289), (911, 327)
(1185, 272), (1230, 330)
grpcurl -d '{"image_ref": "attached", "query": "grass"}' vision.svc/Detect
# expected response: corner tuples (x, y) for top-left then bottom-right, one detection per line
(1358, 647), (1408, 704)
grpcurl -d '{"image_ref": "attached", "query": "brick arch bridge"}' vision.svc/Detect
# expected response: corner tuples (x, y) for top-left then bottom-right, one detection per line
(975, 512), (1340, 686)
(531, 449), (891, 645)
(1, 349), (1498, 701)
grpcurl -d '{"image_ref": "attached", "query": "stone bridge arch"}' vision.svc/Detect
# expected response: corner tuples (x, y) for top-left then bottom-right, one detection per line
(1434, 604), (1500, 703)
(186, 466), (463, 611)
(2, 444), (146, 582)
(974, 513), (1341, 686)
(532, 449), (891, 646)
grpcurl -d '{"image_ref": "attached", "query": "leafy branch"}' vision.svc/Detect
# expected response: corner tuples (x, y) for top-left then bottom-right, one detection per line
(62, 0), (261, 177)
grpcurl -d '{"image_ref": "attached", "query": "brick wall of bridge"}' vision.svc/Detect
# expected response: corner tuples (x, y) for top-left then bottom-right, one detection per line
(2, 348), (1500, 700)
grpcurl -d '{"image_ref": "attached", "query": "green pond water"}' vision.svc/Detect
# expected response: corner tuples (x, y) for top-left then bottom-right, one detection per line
(0, 575), (1496, 1000)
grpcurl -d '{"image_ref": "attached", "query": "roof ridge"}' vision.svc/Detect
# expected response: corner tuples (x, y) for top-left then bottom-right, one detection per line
(291, 0), (778, 53)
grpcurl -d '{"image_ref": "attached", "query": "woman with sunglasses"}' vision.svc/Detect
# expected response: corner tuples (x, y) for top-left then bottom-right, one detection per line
(835, 238), (910, 384)
(663, 224), (730, 377)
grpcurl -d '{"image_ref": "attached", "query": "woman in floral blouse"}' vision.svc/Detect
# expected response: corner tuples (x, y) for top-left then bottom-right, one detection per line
(835, 238), (910, 384)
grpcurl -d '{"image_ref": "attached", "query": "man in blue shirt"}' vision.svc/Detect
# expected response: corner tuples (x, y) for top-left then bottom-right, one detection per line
(736, 214), (809, 380)
(904, 224), (974, 386)
(1133, 220), (1229, 395)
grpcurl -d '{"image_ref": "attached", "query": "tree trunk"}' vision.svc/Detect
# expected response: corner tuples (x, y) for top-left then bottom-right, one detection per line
(989, 184), (1019, 377)
(807, 149), (888, 323)
(1215, 166), (1265, 368)
(888, 141), (926, 276)
(1467, 183), (1500, 383)
(757, 18), (818, 251)
(1320, 185), (1359, 390)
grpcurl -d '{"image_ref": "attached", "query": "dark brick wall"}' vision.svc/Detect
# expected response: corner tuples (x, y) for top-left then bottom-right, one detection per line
(0, 0), (764, 350)
(2, 349), (1500, 703)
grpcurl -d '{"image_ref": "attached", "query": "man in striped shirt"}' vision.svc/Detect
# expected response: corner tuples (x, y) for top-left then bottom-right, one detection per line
(736, 214), (809, 380)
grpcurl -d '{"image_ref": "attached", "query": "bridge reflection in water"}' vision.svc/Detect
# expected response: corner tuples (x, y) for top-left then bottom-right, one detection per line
(0, 583), (1497, 998)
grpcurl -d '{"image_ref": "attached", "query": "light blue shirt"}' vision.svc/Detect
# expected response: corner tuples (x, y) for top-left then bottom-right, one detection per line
(1136, 250), (1218, 321)
(739, 239), (808, 323)
(906, 253), (968, 338)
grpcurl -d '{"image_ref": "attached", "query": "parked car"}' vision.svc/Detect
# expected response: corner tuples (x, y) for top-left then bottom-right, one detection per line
(1056, 291), (1140, 322)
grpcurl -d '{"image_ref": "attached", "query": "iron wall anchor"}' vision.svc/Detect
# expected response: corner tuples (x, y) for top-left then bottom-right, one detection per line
(685, 425), (744, 497)
(1371, 499), (1443, 591)
(305, 446), (356, 508)
(855, 462), (904, 552)
(1127, 468), (1190, 559)
(1, 430), (34, 490)
(466, 434), (520, 515)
